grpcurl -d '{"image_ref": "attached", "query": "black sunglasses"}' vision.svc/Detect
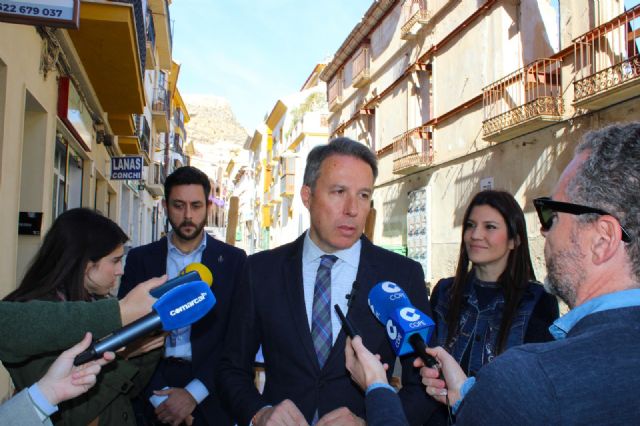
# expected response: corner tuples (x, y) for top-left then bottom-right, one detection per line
(533, 197), (632, 243)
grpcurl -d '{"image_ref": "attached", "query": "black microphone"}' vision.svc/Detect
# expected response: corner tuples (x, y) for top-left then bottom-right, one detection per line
(74, 281), (215, 365)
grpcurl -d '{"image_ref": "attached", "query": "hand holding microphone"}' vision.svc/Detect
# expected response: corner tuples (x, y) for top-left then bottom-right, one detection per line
(368, 281), (455, 419)
(367, 281), (436, 365)
(75, 280), (216, 366)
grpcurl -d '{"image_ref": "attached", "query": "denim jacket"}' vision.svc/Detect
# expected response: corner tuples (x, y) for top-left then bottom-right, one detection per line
(432, 274), (546, 375)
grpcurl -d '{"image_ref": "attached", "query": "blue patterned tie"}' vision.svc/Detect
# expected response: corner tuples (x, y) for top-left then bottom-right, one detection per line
(311, 255), (338, 369)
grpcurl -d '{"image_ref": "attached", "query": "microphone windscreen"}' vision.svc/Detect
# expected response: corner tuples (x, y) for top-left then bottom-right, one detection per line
(367, 281), (435, 357)
(154, 281), (216, 330)
(183, 263), (213, 286)
(367, 281), (412, 323)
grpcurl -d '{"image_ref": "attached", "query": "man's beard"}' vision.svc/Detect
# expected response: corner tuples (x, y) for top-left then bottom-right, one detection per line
(544, 227), (585, 308)
(169, 216), (207, 241)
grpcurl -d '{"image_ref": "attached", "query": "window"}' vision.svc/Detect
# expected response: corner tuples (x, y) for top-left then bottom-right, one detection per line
(52, 134), (84, 219)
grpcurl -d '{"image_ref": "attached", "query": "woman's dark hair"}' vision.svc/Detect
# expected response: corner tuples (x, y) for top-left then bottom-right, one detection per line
(4, 208), (128, 302)
(446, 190), (535, 354)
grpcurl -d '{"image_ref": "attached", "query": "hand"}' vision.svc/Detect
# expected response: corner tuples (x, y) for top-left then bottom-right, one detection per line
(316, 407), (365, 426)
(413, 346), (467, 407)
(120, 333), (166, 359)
(154, 387), (197, 426)
(37, 332), (115, 405)
(253, 399), (308, 426)
(344, 336), (389, 391)
(119, 275), (167, 325)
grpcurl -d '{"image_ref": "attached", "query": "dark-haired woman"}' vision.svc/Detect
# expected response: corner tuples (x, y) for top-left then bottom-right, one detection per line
(3, 208), (162, 425)
(427, 190), (558, 425)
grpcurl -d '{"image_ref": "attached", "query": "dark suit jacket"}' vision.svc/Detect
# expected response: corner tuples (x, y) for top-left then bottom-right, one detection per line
(217, 234), (436, 425)
(118, 234), (246, 425)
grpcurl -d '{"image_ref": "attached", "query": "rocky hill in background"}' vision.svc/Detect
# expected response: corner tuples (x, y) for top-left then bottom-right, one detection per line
(184, 95), (249, 176)
(184, 94), (248, 147)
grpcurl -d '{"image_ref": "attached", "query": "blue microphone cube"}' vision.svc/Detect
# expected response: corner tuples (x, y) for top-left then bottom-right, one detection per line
(386, 306), (435, 357)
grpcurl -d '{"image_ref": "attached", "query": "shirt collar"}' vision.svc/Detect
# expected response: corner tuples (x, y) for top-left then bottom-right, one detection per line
(167, 231), (207, 255)
(549, 288), (640, 340)
(302, 231), (361, 268)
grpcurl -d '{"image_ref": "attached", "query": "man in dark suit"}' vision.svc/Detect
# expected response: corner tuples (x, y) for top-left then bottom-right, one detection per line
(217, 138), (435, 425)
(118, 166), (246, 426)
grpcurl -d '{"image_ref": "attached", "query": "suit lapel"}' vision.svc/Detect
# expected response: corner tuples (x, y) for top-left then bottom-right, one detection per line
(284, 235), (321, 370)
(144, 237), (168, 277)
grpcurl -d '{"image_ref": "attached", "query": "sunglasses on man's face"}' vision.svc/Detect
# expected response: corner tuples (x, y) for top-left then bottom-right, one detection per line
(533, 197), (632, 243)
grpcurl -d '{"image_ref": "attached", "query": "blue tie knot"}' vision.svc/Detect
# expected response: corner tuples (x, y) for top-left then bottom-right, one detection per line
(320, 254), (338, 268)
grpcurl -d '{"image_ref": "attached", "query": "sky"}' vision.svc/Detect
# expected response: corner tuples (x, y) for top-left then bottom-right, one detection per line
(169, 0), (372, 132)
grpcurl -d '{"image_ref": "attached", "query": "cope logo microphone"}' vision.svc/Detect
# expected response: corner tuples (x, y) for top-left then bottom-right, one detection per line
(367, 281), (435, 361)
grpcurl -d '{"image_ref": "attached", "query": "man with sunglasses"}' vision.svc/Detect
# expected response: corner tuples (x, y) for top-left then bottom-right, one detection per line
(415, 122), (640, 424)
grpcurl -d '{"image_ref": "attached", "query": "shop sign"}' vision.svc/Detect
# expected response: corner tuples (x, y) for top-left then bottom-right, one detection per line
(111, 156), (143, 180)
(0, 0), (80, 29)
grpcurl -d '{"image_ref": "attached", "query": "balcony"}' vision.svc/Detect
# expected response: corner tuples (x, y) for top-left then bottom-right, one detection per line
(392, 126), (433, 175)
(173, 133), (184, 156)
(401, 0), (429, 40)
(138, 115), (151, 165)
(270, 183), (282, 204)
(280, 174), (295, 197)
(152, 86), (170, 133)
(147, 0), (172, 69)
(352, 44), (371, 88)
(482, 58), (563, 142)
(328, 74), (343, 112)
(573, 5), (640, 110)
(147, 162), (165, 197)
(174, 109), (187, 139)
(288, 112), (328, 150)
(145, 9), (156, 71)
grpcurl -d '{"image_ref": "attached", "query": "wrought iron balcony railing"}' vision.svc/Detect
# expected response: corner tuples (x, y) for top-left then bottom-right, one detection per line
(392, 126), (433, 174)
(482, 58), (563, 142)
(152, 87), (169, 114)
(401, 0), (429, 40)
(573, 4), (640, 109)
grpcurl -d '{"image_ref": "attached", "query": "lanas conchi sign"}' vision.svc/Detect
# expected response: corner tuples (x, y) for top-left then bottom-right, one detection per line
(111, 156), (143, 181)
(0, 0), (80, 29)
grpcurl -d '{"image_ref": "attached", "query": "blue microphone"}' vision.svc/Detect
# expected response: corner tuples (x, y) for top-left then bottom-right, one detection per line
(368, 281), (437, 367)
(74, 281), (216, 365)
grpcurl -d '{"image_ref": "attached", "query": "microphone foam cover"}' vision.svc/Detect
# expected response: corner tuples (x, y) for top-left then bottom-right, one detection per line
(183, 263), (213, 286)
(367, 281), (412, 323)
(154, 281), (216, 330)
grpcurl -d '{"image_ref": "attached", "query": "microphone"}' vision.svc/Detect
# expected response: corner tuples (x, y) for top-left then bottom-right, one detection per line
(149, 263), (213, 298)
(367, 281), (438, 368)
(75, 281), (216, 365)
(346, 281), (359, 309)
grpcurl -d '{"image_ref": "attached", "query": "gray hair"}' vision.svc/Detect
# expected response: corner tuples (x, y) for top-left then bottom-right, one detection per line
(303, 137), (378, 190)
(568, 122), (640, 281)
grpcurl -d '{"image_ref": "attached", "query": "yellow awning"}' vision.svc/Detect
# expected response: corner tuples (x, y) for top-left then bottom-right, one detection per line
(68, 1), (145, 130)
(118, 136), (141, 155)
(110, 114), (135, 136)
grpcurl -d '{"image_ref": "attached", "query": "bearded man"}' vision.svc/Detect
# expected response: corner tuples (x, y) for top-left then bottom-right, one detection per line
(118, 166), (246, 426)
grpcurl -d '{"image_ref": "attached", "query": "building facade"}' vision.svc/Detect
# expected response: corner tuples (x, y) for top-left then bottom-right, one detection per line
(0, 0), (189, 397)
(242, 65), (330, 253)
(319, 0), (640, 286)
